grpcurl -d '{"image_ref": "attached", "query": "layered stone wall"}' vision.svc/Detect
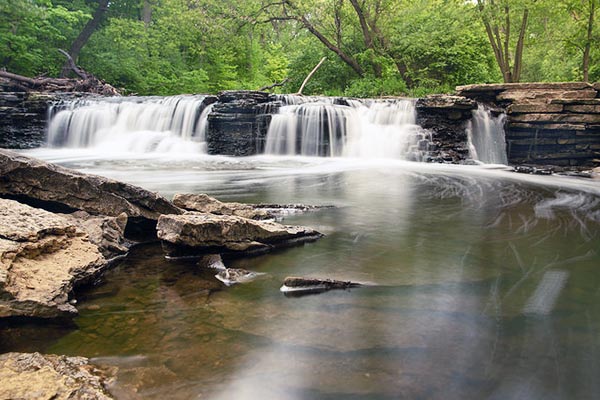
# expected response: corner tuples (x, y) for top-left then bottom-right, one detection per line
(457, 82), (600, 168)
(0, 92), (57, 149)
(206, 91), (276, 156)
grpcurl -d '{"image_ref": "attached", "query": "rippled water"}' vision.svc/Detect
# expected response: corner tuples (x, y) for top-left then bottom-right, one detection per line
(4, 149), (600, 399)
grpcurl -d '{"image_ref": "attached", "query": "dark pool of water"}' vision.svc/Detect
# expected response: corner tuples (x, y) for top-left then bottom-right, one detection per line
(5, 152), (600, 399)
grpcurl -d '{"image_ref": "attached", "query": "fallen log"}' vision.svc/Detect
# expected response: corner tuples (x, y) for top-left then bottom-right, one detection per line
(0, 68), (120, 96)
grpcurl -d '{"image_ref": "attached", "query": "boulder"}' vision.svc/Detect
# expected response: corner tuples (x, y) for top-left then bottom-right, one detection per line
(157, 212), (323, 256)
(0, 198), (106, 318)
(173, 193), (271, 220)
(0, 149), (182, 222)
(0, 352), (116, 400)
(64, 211), (130, 260)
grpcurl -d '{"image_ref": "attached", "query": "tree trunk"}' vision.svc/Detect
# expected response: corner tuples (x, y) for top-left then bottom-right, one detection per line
(297, 57), (326, 95)
(349, 0), (382, 77)
(60, 0), (110, 77)
(297, 14), (364, 77)
(512, 8), (529, 83)
(142, 0), (153, 28)
(583, 0), (596, 82)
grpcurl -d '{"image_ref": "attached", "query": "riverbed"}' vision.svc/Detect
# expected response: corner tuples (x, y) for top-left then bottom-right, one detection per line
(3, 149), (600, 399)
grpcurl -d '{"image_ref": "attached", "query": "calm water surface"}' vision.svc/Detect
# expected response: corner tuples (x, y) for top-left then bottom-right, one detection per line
(4, 150), (600, 399)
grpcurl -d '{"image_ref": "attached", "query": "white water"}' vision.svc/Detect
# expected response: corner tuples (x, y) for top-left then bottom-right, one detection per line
(46, 95), (212, 154)
(467, 105), (508, 164)
(265, 98), (431, 160)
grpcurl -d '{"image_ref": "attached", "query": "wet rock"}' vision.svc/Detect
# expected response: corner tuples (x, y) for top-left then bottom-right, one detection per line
(592, 167), (600, 180)
(0, 352), (116, 400)
(513, 165), (554, 175)
(173, 193), (271, 220)
(0, 149), (182, 223)
(280, 276), (362, 296)
(206, 90), (274, 156)
(157, 212), (323, 256)
(64, 211), (130, 260)
(215, 268), (265, 286)
(0, 198), (106, 318)
(415, 94), (475, 164)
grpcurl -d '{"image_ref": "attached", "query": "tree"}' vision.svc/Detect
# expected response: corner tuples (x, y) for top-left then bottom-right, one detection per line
(60, 0), (110, 77)
(476, 0), (531, 83)
(565, 0), (598, 81)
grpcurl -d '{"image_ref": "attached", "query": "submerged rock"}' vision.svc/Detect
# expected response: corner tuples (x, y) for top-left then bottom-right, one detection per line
(0, 352), (116, 400)
(0, 149), (181, 223)
(280, 276), (362, 296)
(215, 268), (265, 286)
(157, 212), (323, 256)
(173, 193), (271, 220)
(0, 198), (106, 318)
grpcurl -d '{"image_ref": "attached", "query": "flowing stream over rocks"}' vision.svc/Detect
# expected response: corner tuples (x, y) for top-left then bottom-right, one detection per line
(47, 95), (214, 154)
(6, 148), (600, 400)
(2, 91), (600, 399)
(467, 105), (508, 164)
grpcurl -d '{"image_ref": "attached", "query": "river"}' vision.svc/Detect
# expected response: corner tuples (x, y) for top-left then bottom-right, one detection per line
(3, 149), (599, 400)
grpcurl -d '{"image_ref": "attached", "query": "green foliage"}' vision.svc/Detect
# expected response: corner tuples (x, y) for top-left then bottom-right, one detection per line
(1, 0), (597, 96)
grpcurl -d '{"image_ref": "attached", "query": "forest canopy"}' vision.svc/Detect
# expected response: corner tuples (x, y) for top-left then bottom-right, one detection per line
(1, 0), (598, 96)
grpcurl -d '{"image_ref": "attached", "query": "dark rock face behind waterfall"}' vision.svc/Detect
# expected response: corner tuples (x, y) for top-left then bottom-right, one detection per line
(0, 92), (55, 149)
(416, 95), (477, 163)
(206, 91), (276, 156)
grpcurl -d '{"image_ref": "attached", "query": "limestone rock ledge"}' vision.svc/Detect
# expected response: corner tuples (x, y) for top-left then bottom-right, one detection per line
(173, 193), (271, 220)
(0, 198), (106, 318)
(0, 352), (116, 400)
(157, 212), (323, 256)
(0, 149), (182, 222)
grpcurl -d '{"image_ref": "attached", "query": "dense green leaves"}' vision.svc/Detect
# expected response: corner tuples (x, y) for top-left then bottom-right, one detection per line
(0, 0), (597, 96)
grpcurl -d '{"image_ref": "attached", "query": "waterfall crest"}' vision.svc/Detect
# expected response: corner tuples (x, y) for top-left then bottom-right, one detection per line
(467, 105), (508, 164)
(46, 95), (212, 154)
(265, 98), (432, 160)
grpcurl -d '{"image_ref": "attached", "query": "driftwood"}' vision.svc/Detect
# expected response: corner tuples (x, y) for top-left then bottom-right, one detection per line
(296, 57), (326, 95)
(258, 77), (290, 92)
(58, 49), (89, 80)
(0, 51), (120, 95)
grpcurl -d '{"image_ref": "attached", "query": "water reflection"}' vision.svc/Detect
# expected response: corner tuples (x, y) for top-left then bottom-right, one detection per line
(9, 150), (600, 399)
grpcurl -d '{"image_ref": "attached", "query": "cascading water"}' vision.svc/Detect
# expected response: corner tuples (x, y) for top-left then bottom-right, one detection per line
(46, 95), (212, 154)
(264, 102), (358, 157)
(467, 105), (508, 164)
(264, 98), (432, 160)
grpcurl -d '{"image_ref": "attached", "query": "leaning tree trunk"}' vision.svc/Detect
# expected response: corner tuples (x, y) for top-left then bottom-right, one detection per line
(60, 0), (110, 78)
(583, 0), (596, 82)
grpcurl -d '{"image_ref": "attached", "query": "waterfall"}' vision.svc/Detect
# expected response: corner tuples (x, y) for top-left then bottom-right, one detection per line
(46, 95), (212, 154)
(264, 98), (432, 160)
(264, 103), (358, 157)
(467, 105), (508, 164)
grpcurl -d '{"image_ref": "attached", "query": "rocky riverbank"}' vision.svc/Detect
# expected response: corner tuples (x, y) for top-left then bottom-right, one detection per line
(0, 150), (323, 320)
(0, 352), (117, 400)
(0, 149), (325, 395)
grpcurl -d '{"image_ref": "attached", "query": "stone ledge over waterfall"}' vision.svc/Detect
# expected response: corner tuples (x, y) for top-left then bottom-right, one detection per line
(0, 92), (59, 149)
(457, 82), (600, 168)
(206, 90), (274, 156)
